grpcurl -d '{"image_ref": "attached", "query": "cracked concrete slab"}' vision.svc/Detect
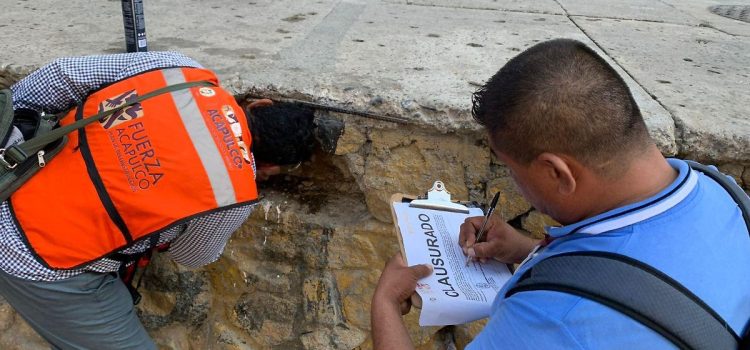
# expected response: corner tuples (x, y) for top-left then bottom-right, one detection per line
(558, 0), (700, 24)
(13, 0), (749, 159)
(659, 0), (750, 37)
(383, 0), (564, 14)
(0, 0), (673, 145)
(575, 17), (749, 163)
(0, 0), (340, 72)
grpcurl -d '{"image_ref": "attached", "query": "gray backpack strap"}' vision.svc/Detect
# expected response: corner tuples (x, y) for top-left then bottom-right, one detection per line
(506, 252), (740, 350)
(0, 90), (15, 147)
(687, 160), (750, 347)
(686, 160), (750, 231)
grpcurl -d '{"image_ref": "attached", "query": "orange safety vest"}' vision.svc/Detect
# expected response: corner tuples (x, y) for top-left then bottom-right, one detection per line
(9, 67), (259, 270)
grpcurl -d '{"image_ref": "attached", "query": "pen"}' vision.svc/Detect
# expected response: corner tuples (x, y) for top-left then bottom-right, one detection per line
(465, 191), (501, 266)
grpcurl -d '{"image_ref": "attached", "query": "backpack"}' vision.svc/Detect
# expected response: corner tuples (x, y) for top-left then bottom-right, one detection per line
(0, 80), (213, 202)
(505, 161), (750, 350)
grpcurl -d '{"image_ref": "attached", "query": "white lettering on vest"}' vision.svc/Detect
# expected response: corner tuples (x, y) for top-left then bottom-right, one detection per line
(207, 109), (243, 169)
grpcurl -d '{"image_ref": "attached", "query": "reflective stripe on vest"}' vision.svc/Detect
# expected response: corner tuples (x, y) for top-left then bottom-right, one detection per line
(9, 67), (259, 270)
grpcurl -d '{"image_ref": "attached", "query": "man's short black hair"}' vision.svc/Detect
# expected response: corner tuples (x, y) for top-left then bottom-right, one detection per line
(472, 39), (651, 175)
(247, 103), (316, 166)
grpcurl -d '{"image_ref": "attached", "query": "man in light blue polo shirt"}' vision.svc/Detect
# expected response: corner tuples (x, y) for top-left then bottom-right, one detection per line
(370, 39), (750, 349)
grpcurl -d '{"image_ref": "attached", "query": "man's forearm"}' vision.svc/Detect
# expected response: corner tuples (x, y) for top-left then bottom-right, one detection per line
(371, 296), (414, 350)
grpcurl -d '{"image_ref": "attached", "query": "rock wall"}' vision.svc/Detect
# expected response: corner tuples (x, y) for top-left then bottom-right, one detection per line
(131, 108), (746, 350)
(0, 80), (747, 349)
(127, 113), (542, 350)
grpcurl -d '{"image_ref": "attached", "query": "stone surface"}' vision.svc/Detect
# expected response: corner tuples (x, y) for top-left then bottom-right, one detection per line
(0, 65), (31, 90)
(139, 290), (178, 318)
(334, 123), (367, 156)
(718, 163), (745, 187)
(152, 325), (193, 350)
(659, 0), (750, 37)
(0, 301), (46, 350)
(487, 177), (532, 221)
(0, 0), (676, 150)
(522, 210), (561, 238)
(362, 128), (489, 222)
(559, 0), (700, 24)
(383, 0), (564, 14)
(0, 1), (748, 349)
(455, 319), (489, 349)
(574, 18), (750, 163)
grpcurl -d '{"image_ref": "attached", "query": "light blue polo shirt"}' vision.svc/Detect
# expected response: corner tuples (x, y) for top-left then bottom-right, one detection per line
(467, 159), (750, 349)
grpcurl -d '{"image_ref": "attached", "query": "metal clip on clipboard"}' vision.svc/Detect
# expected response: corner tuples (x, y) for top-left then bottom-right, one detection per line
(408, 181), (470, 214)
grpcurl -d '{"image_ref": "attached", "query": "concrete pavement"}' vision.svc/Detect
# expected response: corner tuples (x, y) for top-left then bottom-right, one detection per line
(0, 0), (748, 164)
(0, 2), (749, 348)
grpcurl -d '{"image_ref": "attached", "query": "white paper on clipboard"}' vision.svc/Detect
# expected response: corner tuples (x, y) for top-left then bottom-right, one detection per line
(390, 181), (512, 326)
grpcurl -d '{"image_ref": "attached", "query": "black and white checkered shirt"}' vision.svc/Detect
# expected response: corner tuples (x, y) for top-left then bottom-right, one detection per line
(1, 52), (254, 281)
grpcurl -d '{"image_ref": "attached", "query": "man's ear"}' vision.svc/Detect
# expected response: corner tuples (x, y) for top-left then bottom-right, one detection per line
(536, 153), (576, 195)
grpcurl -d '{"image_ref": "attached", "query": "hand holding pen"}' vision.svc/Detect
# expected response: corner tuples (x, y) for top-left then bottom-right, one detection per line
(459, 194), (543, 265)
(464, 191), (501, 266)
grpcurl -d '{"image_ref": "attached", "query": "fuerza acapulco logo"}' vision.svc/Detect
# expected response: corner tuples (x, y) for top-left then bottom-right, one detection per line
(98, 89), (144, 129)
(99, 89), (164, 191)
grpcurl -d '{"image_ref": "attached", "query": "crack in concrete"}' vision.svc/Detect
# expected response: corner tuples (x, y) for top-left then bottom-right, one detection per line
(569, 14), (674, 25)
(400, 2), (564, 16)
(569, 14), (745, 38)
(695, 22), (744, 38)
(553, 0), (682, 156)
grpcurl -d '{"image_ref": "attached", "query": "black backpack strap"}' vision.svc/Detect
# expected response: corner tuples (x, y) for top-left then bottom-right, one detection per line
(506, 251), (740, 350)
(113, 233), (161, 305)
(686, 160), (750, 231)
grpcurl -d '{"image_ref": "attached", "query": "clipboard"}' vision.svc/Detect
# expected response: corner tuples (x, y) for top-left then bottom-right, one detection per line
(389, 181), (477, 262)
(389, 181), (482, 310)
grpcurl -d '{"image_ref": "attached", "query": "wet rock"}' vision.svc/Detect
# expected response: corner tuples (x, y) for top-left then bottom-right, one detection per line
(152, 325), (192, 350)
(300, 324), (366, 350)
(334, 124), (366, 155)
(718, 163), (745, 186)
(521, 210), (560, 239)
(487, 177), (532, 221)
(0, 302), (46, 350)
(235, 292), (298, 335)
(0, 65), (31, 89)
(314, 115), (345, 154)
(327, 230), (380, 269)
(455, 319), (488, 349)
(0, 301), (13, 332)
(362, 128), (488, 222)
(138, 290), (177, 317)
